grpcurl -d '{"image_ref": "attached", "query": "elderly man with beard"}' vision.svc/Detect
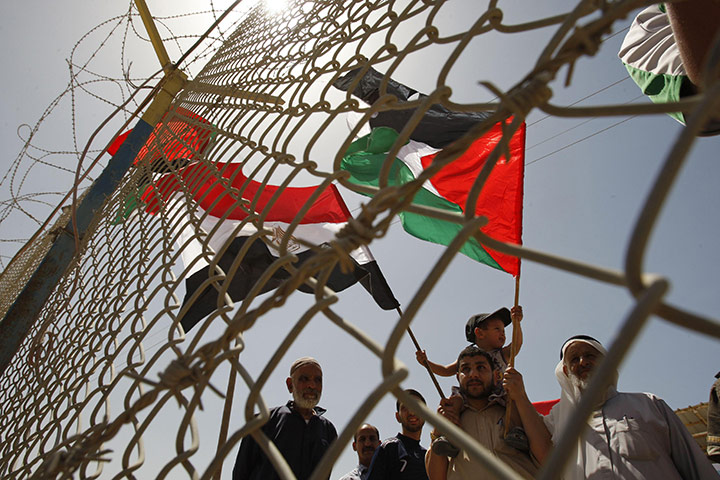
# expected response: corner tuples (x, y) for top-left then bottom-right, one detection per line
(546, 335), (718, 479)
(426, 345), (551, 480)
(366, 389), (430, 480)
(232, 357), (338, 480)
(337, 423), (381, 480)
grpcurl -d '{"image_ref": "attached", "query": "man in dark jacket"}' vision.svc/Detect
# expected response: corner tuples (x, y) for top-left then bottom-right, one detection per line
(232, 357), (337, 480)
(366, 389), (429, 480)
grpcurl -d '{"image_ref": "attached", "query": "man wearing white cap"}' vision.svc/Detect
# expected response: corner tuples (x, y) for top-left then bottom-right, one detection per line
(233, 357), (338, 480)
(545, 335), (718, 479)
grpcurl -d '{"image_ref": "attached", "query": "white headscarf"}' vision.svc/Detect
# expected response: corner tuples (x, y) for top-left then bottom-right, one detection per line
(546, 336), (618, 480)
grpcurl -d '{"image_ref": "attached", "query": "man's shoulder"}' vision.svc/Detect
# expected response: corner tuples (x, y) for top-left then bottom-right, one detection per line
(374, 435), (408, 458)
(270, 402), (293, 415)
(615, 391), (665, 404)
(378, 435), (401, 449)
(395, 434), (428, 457)
(317, 415), (338, 438)
(609, 391), (673, 416)
(264, 403), (293, 424)
(315, 409), (334, 422)
(313, 411), (338, 442)
(312, 408), (337, 431)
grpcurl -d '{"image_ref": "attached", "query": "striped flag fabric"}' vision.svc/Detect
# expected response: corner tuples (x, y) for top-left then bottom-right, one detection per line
(141, 160), (399, 331)
(108, 107), (215, 223)
(333, 68), (525, 275)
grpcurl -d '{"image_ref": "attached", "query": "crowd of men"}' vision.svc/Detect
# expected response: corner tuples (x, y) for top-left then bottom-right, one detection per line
(230, 334), (718, 480)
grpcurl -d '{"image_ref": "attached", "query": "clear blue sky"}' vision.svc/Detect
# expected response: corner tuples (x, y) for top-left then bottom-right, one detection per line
(0, 1), (717, 478)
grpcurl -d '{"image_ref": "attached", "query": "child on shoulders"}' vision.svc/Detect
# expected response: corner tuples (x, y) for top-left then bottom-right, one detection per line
(416, 305), (526, 456)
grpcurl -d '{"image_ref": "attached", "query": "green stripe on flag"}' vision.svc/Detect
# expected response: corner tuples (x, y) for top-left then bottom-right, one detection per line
(622, 63), (687, 124)
(342, 127), (503, 271)
(111, 189), (142, 225)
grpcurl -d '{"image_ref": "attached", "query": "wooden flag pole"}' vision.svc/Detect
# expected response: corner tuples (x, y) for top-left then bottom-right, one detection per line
(398, 307), (446, 399)
(509, 274), (521, 366)
(505, 273), (522, 435)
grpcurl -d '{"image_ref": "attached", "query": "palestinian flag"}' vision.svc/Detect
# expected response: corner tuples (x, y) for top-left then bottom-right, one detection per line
(617, 5), (720, 135)
(143, 161), (400, 331)
(108, 106), (214, 163)
(334, 68), (525, 275)
(108, 107), (215, 223)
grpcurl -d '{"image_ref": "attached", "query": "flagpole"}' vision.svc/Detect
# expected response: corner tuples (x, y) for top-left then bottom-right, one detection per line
(508, 273), (521, 366)
(398, 307), (446, 399)
(505, 272), (522, 435)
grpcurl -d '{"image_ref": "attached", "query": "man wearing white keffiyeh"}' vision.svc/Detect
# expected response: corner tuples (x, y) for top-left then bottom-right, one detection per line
(544, 335), (718, 479)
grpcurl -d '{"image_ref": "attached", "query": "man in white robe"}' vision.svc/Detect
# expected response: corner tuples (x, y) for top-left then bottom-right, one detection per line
(545, 335), (718, 479)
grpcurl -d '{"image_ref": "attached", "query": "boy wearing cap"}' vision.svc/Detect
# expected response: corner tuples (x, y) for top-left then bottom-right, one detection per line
(416, 306), (526, 455)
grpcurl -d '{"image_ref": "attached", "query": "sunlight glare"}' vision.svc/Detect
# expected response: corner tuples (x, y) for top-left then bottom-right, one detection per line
(265, 0), (287, 15)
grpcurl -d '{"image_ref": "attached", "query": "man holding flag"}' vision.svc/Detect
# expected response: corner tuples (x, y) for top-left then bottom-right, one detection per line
(334, 65), (529, 462)
(425, 345), (551, 480)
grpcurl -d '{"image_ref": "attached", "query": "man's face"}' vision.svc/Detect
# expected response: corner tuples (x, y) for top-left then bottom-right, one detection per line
(352, 424), (380, 467)
(563, 342), (602, 388)
(476, 318), (506, 350)
(457, 354), (495, 399)
(395, 399), (424, 433)
(287, 364), (322, 410)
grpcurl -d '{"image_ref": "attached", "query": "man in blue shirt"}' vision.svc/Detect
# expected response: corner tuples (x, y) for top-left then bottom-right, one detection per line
(232, 357), (338, 480)
(366, 389), (429, 480)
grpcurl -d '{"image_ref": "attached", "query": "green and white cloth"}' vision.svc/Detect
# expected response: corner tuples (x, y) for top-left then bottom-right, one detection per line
(334, 67), (525, 276)
(618, 5), (720, 135)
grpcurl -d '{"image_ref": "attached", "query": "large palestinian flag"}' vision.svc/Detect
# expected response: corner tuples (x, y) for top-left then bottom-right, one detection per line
(141, 160), (399, 331)
(333, 68), (525, 275)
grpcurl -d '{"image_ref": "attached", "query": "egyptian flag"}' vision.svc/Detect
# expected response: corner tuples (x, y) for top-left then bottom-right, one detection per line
(333, 68), (525, 275)
(142, 161), (400, 331)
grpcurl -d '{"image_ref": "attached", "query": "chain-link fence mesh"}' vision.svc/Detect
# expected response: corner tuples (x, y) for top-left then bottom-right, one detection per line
(1, 0), (718, 478)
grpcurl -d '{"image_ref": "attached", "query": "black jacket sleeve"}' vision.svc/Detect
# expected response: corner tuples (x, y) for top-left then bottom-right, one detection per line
(365, 442), (396, 480)
(232, 434), (259, 480)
